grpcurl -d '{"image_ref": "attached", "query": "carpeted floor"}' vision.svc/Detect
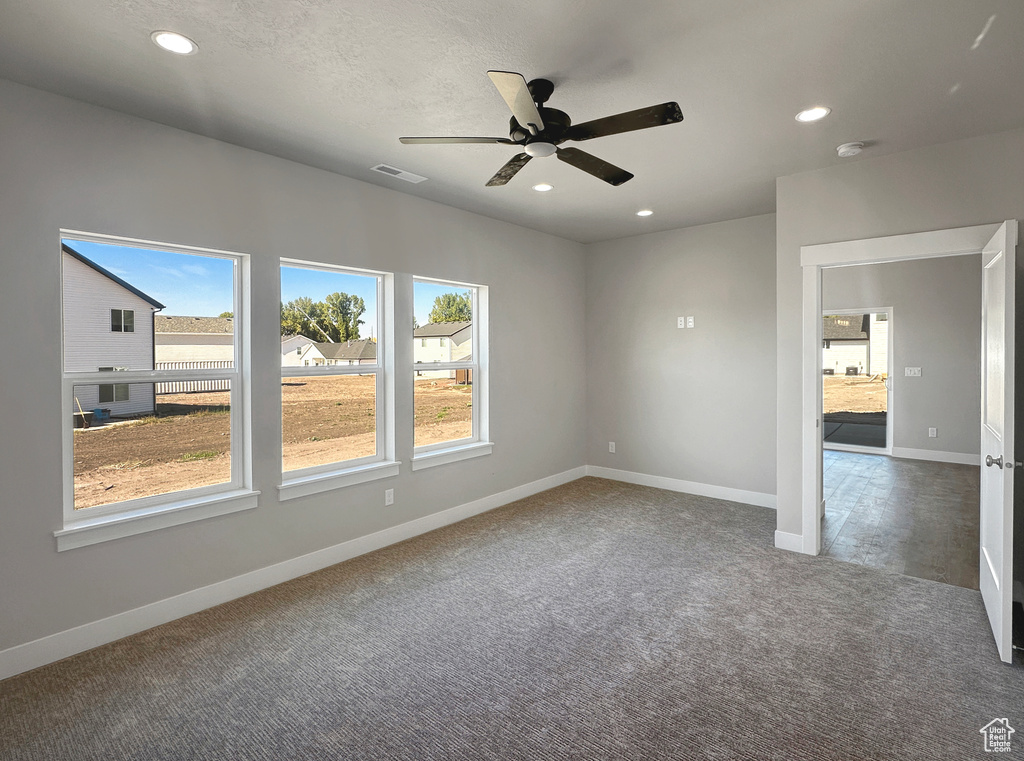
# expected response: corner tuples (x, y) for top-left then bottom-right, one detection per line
(1, 477), (1021, 760)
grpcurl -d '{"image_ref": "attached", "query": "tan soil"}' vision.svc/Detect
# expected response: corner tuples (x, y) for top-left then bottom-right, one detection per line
(823, 374), (887, 414)
(74, 376), (474, 509)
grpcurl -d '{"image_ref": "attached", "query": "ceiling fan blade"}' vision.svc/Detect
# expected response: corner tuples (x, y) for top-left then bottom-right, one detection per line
(563, 102), (683, 142)
(400, 136), (515, 144)
(487, 71), (545, 135)
(485, 153), (532, 186)
(556, 147), (633, 186)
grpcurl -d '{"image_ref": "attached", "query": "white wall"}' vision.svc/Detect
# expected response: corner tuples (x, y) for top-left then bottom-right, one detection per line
(585, 214), (777, 500)
(823, 257), (981, 457)
(0, 78), (587, 654)
(776, 127), (1024, 539)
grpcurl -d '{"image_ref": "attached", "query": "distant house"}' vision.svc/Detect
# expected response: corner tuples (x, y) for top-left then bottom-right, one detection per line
(414, 321), (471, 379)
(62, 243), (165, 417)
(154, 316), (234, 362)
(297, 338), (377, 367)
(281, 334), (315, 366)
(822, 313), (888, 375)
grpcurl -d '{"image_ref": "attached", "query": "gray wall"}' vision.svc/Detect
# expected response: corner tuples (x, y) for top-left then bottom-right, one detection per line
(822, 257), (982, 456)
(585, 214), (777, 497)
(776, 128), (1024, 552)
(0, 79), (587, 651)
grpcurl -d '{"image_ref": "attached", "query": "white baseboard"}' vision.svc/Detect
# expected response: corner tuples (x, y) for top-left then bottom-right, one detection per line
(891, 447), (980, 466)
(774, 530), (804, 553)
(0, 466), (587, 682)
(585, 465), (777, 509)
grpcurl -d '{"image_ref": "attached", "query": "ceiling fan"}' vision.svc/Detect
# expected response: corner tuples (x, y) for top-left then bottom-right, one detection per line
(400, 71), (683, 187)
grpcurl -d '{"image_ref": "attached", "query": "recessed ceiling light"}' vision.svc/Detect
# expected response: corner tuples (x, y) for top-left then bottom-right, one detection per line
(636, 209), (654, 217)
(795, 106), (830, 123)
(532, 183), (553, 192)
(151, 31), (198, 56)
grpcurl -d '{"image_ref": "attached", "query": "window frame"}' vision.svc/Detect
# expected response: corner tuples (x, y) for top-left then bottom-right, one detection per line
(278, 258), (397, 501)
(412, 277), (491, 470)
(98, 383), (130, 403)
(57, 230), (256, 551)
(110, 308), (135, 333)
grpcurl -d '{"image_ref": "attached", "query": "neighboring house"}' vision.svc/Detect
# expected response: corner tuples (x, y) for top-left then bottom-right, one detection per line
(414, 321), (471, 379)
(154, 315), (234, 362)
(822, 314), (869, 375)
(281, 334), (315, 366)
(297, 338), (377, 366)
(61, 243), (165, 417)
(822, 314), (889, 375)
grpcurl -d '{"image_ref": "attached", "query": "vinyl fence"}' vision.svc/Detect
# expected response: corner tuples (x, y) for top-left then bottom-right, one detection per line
(155, 361), (233, 394)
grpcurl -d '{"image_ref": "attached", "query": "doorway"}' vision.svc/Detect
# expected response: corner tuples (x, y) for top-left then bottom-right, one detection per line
(822, 309), (892, 453)
(797, 221), (1017, 663)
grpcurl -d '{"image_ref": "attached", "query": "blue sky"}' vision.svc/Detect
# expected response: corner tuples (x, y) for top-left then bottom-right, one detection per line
(65, 239), (470, 337)
(65, 240), (234, 317)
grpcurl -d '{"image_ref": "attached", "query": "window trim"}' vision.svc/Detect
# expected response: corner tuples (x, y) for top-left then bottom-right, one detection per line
(110, 308), (135, 333)
(58, 230), (254, 549)
(278, 258), (397, 499)
(412, 277), (490, 467)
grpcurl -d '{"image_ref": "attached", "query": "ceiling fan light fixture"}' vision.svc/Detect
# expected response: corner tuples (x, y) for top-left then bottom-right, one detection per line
(151, 31), (198, 55)
(532, 183), (554, 192)
(795, 106), (830, 123)
(636, 209), (654, 217)
(524, 141), (557, 158)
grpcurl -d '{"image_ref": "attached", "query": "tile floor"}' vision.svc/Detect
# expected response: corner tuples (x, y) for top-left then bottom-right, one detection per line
(821, 450), (980, 589)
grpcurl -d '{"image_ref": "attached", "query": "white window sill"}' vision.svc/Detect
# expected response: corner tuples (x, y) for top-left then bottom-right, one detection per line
(54, 489), (260, 551)
(412, 441), (493, 471)
(278, 460), (401, 502)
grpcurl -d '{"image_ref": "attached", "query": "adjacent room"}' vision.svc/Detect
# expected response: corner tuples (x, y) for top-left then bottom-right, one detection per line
(1, 1), (1024, 759)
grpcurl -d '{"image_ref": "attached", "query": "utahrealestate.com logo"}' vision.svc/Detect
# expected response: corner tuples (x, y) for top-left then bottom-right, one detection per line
(980, 719), (1015, 753)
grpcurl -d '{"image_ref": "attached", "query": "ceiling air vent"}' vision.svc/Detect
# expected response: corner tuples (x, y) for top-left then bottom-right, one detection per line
(371, 164), (428, 184)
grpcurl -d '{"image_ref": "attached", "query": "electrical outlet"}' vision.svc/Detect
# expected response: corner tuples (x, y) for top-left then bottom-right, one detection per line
(384, 488), (394, 506)
(928, 428), (937, 438)
(608, 441), (616, 453)
(905, 367), (922, 377)
(686, 315), (695, 329)
(677, 316), (686, 329)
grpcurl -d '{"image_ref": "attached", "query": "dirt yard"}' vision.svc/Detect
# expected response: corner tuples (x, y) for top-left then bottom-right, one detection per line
(73, 376), (473, 509)
(823, 374), (887, 414)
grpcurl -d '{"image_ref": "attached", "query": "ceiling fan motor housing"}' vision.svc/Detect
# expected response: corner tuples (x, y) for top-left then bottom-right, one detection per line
(509, 108), (572, 146)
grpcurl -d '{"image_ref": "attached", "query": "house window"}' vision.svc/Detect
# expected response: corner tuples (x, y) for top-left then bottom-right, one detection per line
(412, 278), (490, 469)
(98, 383), (129, 403)
(110, 309), (135, 332)
(279, 259), (396, 498)
(59, 232), (253, 551)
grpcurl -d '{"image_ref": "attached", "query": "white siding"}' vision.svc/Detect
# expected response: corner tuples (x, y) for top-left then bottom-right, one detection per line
(62, 252), (157, 373)
(72, 383), (155, 418)
(869, 315), (889, 374)
(822, 341), (868, 375)
(155, 334), (234, 362)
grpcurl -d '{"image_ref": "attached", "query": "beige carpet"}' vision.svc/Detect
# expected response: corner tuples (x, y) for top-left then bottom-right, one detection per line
(1, 477), (1022, 760)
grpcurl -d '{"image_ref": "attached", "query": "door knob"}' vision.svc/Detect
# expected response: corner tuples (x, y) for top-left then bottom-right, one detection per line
(985, 454), (1004, 468)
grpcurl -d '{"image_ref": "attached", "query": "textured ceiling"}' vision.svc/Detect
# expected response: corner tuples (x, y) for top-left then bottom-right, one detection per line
(2, 0), (1024, 242)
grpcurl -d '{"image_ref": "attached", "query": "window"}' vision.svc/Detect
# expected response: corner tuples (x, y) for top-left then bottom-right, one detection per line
(279, 259), (396, 499)
(412, 278), (490, 469)
(98, 383), (129, 403)
(58, 232), (254, 550)
(110, 308), (135, 332)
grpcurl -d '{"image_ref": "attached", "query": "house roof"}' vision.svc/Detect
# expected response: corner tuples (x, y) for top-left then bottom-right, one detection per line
(823, 315), (869, 341)
(414, 321), (471, 338)
(155, 316), (234, 334)
(308, 338), (377, 360)
(62, 243), (166, 310)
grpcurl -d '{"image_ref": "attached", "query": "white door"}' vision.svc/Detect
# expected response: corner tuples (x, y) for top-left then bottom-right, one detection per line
(980, 220), (1017, 664)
